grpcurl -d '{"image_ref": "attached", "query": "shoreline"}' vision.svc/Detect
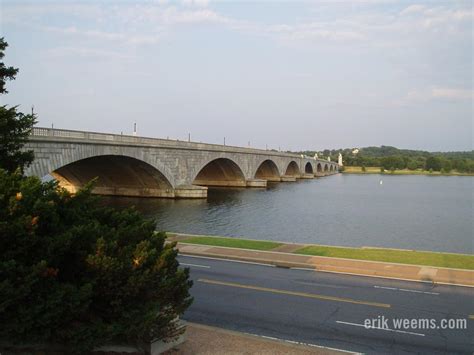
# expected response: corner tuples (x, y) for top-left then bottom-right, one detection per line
(341, 166), (474, 176)
(168, 233), (474, 270)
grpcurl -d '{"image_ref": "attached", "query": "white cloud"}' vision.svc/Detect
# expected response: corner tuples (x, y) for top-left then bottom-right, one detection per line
(405, 87), (473, 103)
(268, 22), (366, 42)
(400, 4), (426, 16)
(162, 7), (230, 25)
(44, 26), (126, 41)
(181, 0), (210, 7)
(48, 46), (135, 60)
(3, 1), (472, 50)
(39, 24), (162, 45)
(431, 88), (473, 101)
(399, 4), (473, 34)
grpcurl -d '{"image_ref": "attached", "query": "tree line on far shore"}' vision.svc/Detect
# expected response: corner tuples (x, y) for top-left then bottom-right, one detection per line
(297, 146), (474, 173)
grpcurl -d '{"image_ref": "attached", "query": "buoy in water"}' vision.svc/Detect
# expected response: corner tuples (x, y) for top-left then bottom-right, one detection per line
(380, 180), (383, 185)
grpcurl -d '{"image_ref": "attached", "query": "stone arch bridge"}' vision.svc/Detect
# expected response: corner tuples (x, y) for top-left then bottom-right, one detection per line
(25, 127), (339, 198)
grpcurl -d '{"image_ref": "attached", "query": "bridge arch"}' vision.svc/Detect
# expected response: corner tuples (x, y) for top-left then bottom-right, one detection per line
(285, 161), (300, 177)
(254, 159), (281, 181)
(324, 164), (329, 172)
(316, 163), (323, 173)
(193, 158), (246, 187)
(52, 155), (174, 197)
(25, 143), (176, 189)
(304, 162), (314, 174)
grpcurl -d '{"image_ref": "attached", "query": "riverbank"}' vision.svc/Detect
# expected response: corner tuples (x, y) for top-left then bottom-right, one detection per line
(171, 234), (474, 270)
(341, 166), (474, 176)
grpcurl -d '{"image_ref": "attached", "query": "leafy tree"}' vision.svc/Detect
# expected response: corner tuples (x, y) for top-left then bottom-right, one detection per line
(0, 38), (36, 173)
(406, 159), (418, 170)
(0, 37), (18, 94)
(381, 155), (405, 170)
(425, 156), (442, 171)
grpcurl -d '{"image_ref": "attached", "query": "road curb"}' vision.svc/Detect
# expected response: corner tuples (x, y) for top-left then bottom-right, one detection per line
(178, 245), (474, 287)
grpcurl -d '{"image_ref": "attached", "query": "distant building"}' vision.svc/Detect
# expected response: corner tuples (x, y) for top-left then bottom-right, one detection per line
(338, 153), (343, 166)
(352, 148), (359, 155)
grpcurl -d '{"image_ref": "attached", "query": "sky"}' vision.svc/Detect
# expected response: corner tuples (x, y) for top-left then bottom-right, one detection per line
(1, 0), (472, 152)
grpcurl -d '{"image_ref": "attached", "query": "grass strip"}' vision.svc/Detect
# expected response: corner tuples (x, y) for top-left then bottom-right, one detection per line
(181, 236), (282, 251)
(342, 166), (473, 176)
(294, 246), (474, 270)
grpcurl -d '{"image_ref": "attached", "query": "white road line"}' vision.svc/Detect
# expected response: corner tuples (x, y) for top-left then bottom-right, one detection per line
(375, 286), (397, 291)
(291, 267), (318, 272)
(398, 288), (439, 295)
(336, 321), (426, 337)
(244, 331), (360, 354)
(294, 280), (350, 289)
(290, 266), (474, 288)
(180, 262), (210, 269)
(374, 285), (439, 295)
(178, 253), (276, 267)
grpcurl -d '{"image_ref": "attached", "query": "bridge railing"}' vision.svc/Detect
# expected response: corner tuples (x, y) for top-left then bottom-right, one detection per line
(29, 127), (292, 157)
(32, 127), (119, 141)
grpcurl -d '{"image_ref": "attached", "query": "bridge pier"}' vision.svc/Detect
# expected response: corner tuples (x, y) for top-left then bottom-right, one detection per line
(193, 180), (247, 188)
(261, 176), (282, 182)
(246, 179), (267, 188)
(92, 186), (175, 198)
(175, 185), (208, 199)
(280, 175), (297, 182)
(299, 173), (314, 179)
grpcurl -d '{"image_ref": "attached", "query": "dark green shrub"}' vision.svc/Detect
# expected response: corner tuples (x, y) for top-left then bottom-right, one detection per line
(0, 171), (193, 352)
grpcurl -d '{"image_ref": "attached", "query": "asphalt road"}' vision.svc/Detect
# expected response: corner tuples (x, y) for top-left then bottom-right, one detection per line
(178, 255), (474, 354)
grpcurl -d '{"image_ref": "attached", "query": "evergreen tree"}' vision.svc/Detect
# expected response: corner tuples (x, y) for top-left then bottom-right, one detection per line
(0, 37), (18, 94)
(0, 38), (36, 173)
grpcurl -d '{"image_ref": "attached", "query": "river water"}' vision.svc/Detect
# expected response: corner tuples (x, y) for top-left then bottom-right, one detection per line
(103, 174), (473, 254)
